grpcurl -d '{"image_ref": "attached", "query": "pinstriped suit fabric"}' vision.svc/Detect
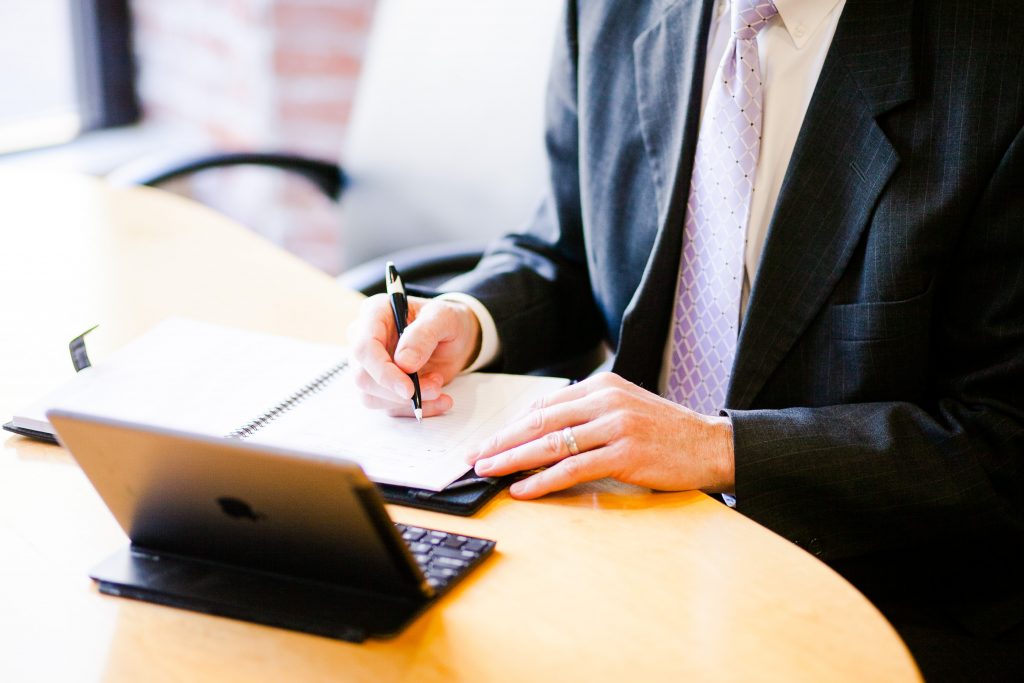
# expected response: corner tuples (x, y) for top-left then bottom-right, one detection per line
(441, 0), (1024, 673)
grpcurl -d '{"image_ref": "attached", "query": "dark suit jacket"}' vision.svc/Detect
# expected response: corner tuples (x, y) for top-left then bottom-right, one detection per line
(444, 0), (1024, 658)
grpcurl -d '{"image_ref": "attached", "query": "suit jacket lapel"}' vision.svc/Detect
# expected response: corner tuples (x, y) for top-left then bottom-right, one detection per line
(727, 0), (916, 409)
(613, 0), (714, 389)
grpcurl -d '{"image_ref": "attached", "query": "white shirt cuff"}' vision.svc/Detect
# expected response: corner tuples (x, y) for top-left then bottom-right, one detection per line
(436, 292), (501, 373)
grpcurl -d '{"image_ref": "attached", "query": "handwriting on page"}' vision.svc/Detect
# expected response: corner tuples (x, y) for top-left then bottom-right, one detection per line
(248, 373), (568, 491)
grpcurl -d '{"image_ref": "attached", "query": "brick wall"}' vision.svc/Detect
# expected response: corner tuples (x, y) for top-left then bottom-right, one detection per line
(131, 0), (378, 275)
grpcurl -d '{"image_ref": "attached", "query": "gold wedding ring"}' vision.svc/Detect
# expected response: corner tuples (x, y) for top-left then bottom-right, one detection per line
(561, 426), (581, 456)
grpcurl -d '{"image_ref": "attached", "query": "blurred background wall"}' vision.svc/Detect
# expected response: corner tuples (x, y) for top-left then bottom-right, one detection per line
(2, 0), (554, 278)
(131, 0), (378, 275)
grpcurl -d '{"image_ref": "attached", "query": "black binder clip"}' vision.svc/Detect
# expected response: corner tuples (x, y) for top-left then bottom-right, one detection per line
(69, 325), (99, 373)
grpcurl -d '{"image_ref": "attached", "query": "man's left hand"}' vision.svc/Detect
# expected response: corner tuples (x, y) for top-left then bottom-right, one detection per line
(467, 372), (735, 499)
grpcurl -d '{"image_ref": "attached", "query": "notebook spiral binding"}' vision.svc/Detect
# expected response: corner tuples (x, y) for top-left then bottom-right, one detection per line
(227, 360), (349, 439)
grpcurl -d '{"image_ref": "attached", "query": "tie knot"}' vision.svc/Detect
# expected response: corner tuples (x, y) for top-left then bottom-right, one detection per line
(732, 0), (778, 40)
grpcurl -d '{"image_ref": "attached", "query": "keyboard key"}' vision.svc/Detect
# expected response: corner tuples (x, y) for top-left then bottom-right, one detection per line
(433, 546), (478, 561)
(397, 523), (493, 591)
(428, 567), (458, 579)
(443, 535), (467, 548)
(433, 556), (469, 569)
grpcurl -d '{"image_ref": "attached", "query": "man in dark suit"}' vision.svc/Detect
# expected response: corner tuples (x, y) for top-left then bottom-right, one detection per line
(349, 0), (1024, 677)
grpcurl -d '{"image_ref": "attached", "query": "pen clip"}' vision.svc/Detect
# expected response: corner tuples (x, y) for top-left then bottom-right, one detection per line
(386, 262), (409, 335)
(385, 261), (403, 296)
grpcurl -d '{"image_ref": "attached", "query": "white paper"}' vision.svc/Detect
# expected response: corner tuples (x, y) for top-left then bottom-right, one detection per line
(248, 372), (568, 491)
(35, 318), (344, 436)
(27, 317), (568, 491)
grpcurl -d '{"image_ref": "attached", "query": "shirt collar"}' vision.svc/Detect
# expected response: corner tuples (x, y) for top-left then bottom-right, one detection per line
(716, 0), (844, 50)
(774, 0), (844, 48)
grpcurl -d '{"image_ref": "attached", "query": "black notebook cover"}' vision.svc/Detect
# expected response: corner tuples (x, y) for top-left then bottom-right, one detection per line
(377, 471), (510, 516)
(3, 422), (59, 443)
(3, 421), (505, 515)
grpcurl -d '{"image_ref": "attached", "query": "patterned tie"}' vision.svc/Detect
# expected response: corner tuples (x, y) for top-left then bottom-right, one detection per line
(665, 0), (778, 413)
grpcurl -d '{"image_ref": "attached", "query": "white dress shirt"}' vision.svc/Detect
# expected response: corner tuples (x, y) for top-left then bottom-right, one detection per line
(451, 0), (846, 380)
(657, 0), (845, 393)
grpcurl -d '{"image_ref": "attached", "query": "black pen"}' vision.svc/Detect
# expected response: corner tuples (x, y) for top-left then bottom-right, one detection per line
(385, 261), (423, 422)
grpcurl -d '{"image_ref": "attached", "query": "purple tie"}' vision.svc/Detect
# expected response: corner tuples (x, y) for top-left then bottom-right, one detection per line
(665, 0), (778, 413)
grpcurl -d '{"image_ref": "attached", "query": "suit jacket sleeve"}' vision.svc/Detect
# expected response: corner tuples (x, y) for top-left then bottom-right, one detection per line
(726, 123), (1024, 583)
(440, 0), (606, 373)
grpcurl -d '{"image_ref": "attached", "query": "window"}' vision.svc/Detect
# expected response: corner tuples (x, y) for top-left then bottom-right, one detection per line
(0, 0), (138, 154)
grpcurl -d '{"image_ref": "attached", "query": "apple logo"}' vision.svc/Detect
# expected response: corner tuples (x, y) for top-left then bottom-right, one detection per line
(216, 496), (264, 522)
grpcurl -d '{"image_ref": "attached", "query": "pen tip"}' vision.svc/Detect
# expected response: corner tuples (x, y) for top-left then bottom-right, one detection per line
(414, 408), (423, 423)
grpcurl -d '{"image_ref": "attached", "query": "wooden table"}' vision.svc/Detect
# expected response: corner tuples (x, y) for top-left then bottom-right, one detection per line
(0, 171), (922, 682)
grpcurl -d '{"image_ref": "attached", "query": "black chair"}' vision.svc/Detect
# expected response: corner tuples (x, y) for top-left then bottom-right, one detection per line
(108, 149), (487, 295)
(107, 0), (562, 296)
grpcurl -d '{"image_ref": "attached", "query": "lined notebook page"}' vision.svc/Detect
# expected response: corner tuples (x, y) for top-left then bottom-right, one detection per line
(248, 372), (568, 491)
(41, 318), (344, 436)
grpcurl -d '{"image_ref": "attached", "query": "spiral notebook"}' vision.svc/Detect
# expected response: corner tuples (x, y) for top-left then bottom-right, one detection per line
(6, 318), (568, 513)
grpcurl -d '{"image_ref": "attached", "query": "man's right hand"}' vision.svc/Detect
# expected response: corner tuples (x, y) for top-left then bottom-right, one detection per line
(347, 294), (482, 417)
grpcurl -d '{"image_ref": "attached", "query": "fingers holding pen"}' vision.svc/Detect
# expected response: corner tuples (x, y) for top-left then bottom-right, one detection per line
(352, 365), (452, 419)
(349, 294), (439, 399)
(349, 292), (484, 419)
(348, 295), (407, 395)
(358, 387), (454, 418)
(393, 299), (480, 378)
